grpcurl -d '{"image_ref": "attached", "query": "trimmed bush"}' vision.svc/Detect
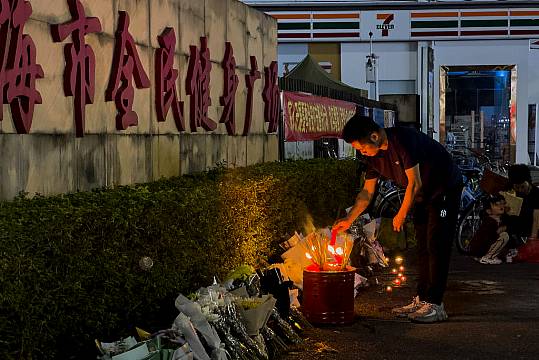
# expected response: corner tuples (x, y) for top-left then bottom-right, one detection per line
(0, 159), (361, 359)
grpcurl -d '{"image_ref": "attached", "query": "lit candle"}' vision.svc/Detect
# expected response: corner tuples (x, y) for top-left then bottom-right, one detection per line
(391, 268), (397, 274)
(305, 252), (312, 260)
(401, 276), (407, 282)
(397, 273), (403, 278)
(395, 256), (403, 265)
(386, 286), (393, 293)
(399, 266), (405, 272)
(394, 278), (401, 286)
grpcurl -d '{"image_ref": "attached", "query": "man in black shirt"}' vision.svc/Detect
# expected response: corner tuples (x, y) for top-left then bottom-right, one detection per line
(333, 113), (462, 323)
(508, 164), (539, 240)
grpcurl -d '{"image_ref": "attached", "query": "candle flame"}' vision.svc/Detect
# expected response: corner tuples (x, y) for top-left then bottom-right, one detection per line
(399, 266), (405, 272)
(395, 256), (403, 265)
(327, 245), (335, 254)
(391, 268), (397, 274)
(386, 286), (393, 292)
(305, 252), (312, 259)
(398, 273), (403, 278)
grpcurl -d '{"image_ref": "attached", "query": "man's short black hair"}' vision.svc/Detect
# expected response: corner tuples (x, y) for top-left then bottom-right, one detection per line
(342, 111), (380, 144)
(508, 164), (532, 184)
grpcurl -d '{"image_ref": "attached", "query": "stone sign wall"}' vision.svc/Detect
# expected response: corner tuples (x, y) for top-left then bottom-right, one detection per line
(0, 0), (278, 199)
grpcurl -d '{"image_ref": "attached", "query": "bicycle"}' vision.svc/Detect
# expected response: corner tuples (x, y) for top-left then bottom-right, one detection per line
(454, 148), (509, 254)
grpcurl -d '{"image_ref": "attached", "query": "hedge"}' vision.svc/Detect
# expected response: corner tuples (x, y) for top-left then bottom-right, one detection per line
(0, 159), (361, 359)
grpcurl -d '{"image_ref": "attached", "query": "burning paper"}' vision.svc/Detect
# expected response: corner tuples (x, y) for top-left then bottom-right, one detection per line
(303, 229), (354, 271)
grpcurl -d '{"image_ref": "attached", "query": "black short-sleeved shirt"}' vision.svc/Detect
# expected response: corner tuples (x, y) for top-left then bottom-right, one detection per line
(364, 127), (461, 198)
(512, 186), (539, 237)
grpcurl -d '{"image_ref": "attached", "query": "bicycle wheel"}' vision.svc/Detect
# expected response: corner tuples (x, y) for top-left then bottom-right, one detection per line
(456, 196), (484, 254)
(373, 189), (405, 218)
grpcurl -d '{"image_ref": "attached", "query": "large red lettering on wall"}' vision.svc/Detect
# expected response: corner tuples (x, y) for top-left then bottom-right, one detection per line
(0, 0), (43, 133)
(219, 42), (239, 135)
(262, 61), (279, 133)
(243, 56), (261, 136)
(186, 37), (216, 132)
(155, 27), (184, 132)
(105, 11), (150, 130)
(51, 0), (102, 137)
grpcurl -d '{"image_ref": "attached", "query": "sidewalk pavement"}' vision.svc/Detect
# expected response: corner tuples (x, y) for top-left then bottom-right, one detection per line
(284, 251), (539, 360)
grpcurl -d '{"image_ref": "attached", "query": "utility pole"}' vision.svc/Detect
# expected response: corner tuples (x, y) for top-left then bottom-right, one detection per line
(365, 31), (379, 101)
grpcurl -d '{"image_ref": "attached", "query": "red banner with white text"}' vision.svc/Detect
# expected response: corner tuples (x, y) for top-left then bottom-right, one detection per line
(283, 91), (357, 142)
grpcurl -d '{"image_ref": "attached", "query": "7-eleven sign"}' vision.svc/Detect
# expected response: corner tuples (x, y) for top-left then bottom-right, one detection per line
(376, 13), (395, 37)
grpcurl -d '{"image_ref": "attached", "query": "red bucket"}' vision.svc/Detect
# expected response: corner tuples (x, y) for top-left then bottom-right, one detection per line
(302, 268), (355, 325)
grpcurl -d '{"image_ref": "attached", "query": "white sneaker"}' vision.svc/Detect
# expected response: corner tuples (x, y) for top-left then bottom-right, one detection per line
(409, 302), (448, 323)
(479, 256), (502, 265)
(392, 296), (425, 317)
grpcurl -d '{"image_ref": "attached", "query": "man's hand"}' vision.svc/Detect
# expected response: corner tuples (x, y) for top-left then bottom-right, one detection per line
(333, 217), (352, 234)
(393, 212), (406, 232)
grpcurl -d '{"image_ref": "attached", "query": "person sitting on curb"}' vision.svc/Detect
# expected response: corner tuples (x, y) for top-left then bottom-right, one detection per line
(469, 194), (510, 264)
(507, 164), (539, 244)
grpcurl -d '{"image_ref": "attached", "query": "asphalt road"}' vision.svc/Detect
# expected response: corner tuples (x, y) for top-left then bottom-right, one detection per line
(283, 251), (539, 360)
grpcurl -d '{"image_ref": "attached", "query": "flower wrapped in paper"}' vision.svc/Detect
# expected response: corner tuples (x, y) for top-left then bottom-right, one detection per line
(174, 295), (228, 360)
(235, 295), (277, 336)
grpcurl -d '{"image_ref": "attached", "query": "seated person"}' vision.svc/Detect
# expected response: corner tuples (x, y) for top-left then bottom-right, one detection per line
(469, 194), (510, 265)
(507, 164), (539, 242)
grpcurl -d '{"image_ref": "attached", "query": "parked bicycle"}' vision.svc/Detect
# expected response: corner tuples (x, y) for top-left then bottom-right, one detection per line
(453, 148), (508, 254)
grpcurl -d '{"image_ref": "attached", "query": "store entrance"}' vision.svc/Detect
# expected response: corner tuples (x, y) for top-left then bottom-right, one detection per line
(440, 65), (516, 163)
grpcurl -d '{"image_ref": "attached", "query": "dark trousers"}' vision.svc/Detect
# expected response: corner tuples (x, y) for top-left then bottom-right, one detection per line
(413, 185), (462, 305)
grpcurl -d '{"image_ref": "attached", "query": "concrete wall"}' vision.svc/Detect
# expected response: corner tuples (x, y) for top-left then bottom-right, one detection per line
(0, 0), (278, 199)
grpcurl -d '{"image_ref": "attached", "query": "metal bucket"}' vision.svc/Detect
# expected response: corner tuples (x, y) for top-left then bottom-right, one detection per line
(302, 268), (355, 325)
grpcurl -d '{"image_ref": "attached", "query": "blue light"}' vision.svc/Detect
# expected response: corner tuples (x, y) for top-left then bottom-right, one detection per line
(495, 70), (508, 77)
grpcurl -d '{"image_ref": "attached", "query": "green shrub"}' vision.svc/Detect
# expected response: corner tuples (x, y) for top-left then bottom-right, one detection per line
(0, 159), (361, 359)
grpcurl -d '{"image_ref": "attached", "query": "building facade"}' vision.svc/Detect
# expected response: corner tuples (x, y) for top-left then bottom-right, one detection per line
(245, 0), (539, 164)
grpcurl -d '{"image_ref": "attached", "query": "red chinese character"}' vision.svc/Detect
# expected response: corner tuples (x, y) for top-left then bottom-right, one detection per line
(219, 42), (238, 135)
(262, 61), (280, 133)
(51, 0), (102, 137)
(0, 0), (9, 23)
(155, 27), (184, 131)
(243, 56), (261, 136)
(186, 37), (216, 132)
(0, 0), (43, 133)
(105, 11), (150, 130)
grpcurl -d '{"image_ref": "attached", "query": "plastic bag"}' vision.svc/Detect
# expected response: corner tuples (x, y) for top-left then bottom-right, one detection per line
(515, 238), (539, 263)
